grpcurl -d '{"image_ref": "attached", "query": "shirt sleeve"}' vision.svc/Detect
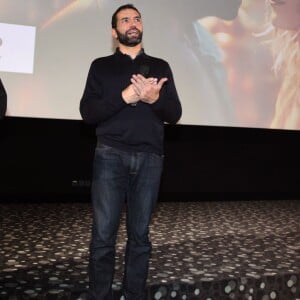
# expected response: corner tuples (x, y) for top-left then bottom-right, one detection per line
(151, 63), (182, 124)
(79, 61), (127, 124)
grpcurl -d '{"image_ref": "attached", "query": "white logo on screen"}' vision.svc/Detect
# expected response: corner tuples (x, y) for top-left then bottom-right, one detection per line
(0, 23), (36, 74)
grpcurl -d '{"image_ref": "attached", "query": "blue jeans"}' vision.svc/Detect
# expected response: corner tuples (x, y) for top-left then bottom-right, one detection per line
(88, 144), (164, 300)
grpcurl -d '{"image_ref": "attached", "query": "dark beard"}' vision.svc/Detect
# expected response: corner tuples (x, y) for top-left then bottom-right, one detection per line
(116, 28), (143, 47)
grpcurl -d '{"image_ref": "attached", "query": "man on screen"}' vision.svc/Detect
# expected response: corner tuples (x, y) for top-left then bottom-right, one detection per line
(141, 0), (242, 125)
(0, 78), (7, 119)
(80, 4), (181, 299)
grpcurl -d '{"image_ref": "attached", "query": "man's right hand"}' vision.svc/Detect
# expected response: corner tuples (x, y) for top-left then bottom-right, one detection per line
(122, 84), (140, 105)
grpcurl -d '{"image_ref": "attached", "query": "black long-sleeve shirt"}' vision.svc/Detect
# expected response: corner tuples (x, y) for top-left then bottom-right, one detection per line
(80, 48), (182, 155)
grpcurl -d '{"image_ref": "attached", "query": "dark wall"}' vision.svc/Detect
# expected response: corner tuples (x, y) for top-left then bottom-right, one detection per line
(1, 117), (300, 202)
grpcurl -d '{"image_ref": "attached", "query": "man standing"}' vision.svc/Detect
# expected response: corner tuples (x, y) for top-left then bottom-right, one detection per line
(80, 4), (181, 300)
(0, 79), (7, 119)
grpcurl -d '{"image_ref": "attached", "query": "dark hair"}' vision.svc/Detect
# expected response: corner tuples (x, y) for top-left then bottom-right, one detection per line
(111, 4), (141, 29)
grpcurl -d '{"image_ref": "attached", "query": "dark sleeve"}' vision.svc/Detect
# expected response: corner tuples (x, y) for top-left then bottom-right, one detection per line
(151, 63), (182, 124)
(0, 79), (7, 119)
(79, 61), (127, 124)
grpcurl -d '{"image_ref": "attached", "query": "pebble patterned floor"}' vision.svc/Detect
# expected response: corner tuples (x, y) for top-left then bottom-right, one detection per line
(0, 200), (299, 299)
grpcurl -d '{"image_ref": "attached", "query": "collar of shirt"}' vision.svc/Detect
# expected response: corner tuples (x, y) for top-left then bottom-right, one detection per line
(115, 47), (146, 61)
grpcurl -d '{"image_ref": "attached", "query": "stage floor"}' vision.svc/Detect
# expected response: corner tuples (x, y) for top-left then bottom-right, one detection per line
(0, 200), (299, 299)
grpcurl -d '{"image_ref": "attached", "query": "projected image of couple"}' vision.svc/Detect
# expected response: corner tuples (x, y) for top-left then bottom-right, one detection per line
(1, 0), (299, 129)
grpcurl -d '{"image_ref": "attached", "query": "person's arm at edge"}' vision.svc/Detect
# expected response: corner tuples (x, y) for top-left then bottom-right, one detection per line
(0, 78), (7, 119)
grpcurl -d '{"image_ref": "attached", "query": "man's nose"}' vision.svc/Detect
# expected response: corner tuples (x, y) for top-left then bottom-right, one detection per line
(129, 25), (138, 30)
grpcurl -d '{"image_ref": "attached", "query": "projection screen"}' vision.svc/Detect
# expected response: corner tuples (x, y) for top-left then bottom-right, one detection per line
(0, 0), (299, 129)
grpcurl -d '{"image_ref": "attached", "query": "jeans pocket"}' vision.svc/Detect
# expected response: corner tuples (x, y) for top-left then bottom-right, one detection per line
(150, 152), (165, 161)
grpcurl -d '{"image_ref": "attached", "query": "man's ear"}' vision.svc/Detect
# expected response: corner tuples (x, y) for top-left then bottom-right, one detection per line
(112, 28), (118, 39)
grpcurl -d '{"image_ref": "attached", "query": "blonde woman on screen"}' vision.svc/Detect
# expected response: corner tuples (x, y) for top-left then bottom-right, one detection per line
(266, 0), (300, 129)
